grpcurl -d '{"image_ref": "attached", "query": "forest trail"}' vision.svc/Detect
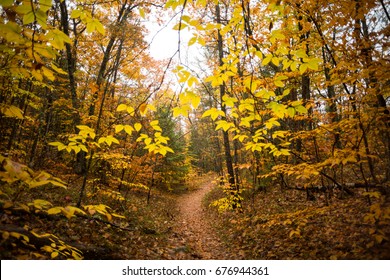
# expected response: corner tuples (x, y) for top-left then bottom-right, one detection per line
(168, 177), (232, 259)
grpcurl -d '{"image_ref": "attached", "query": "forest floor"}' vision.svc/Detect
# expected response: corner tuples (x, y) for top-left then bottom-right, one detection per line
(1, 172), (390, 260)
(164, 175), (233, 259)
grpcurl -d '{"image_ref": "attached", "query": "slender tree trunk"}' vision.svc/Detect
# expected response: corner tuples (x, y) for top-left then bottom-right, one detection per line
(58, 0), (79, 112)
(216, 4), (236, 190)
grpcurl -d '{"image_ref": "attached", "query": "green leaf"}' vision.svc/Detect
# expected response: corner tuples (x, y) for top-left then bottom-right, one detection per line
(40, 0), (52, 13)
(0, 0), (14, 7)
(173, 22), (188, 30)
(15, 3), (33, 14)
(35, 9), (48, 28)
(23, 11), (35, 25)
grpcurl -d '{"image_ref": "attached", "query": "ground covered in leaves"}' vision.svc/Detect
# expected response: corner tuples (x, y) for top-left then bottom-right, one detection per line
(1, 172), (389, 260)
(204, 183), (390, 259)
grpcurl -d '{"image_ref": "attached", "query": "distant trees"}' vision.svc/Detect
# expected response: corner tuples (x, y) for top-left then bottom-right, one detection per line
(167, 0), (389, 211)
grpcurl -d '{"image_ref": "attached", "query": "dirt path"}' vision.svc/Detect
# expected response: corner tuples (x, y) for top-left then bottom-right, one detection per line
(168, 178), (231, 259)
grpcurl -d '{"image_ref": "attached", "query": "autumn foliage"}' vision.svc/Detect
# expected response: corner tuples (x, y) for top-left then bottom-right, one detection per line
(1, 0), (389, 259)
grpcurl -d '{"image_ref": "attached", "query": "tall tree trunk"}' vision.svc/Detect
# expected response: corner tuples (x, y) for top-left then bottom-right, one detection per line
(216, 4), (236, 190)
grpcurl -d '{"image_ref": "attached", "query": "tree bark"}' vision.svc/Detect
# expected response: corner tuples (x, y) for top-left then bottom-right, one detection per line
(215, 4), (236, 190)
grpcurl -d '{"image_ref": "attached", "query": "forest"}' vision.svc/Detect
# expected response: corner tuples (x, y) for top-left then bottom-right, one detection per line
(0, 0), (389, 260)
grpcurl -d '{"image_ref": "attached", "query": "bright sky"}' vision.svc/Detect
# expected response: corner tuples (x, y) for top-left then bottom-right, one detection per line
(144, 14), (202, 65)
(145, 21), (180, 60)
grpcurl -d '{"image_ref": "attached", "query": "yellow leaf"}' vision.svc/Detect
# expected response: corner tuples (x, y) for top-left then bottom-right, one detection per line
(363, 192), (381, 199)
(274, 80), (284, 87)
(290, 61), (298, 71)
(147, 104), (156, 112)
(126, 106), (135, 116)
(134, 123), (142, 132)
(112, 213), (126, 219)
(262, 53), (273, 66)
(115, 124), (124, 133)
(139, 7), (145, 19)
(47, 207), (63, 215)
(188, 36), (197, 46)
(299, 63), (308, 74)
(188, 92), (201, 108)
(295, 105), (308, 114)
(307, 58), (321, 70)
(222, 95), (238, 107)
(271, 56), (280, 66)
(51, 63), (67, 74)
(287, 107), (295, 118)
(3, 105), (24, 119)
(215, 120), (234, 131)
(2, 231), (10, 240)
(150, 120), (159, 126)
(295, 49), (308, 59)
(173, 22), (188, 30)
(124, 125), (134, 135)
(117, 104), (127, 112)
(202, 108), (225, 120)
(144, 137), (152, 146)
(173, 105), (190, 117)
(3, 201), (13, 209)
(70, 9), (82, 19)
(289, 229), (301, 238)
(42, 67), (55, 81)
